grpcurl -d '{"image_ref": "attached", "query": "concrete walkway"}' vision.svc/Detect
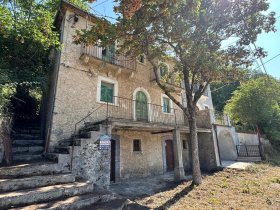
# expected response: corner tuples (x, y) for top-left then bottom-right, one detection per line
(109, 172), (192, 198)
(221, 161), (253, 170)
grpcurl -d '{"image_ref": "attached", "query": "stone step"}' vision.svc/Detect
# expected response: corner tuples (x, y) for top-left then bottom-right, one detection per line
(12, 139), (45, 147)
(237, 156), (262, 162)
(0, 173), (75, 192)
(12, 146), (44, 154)
(13, 128), (41, 134)
(13, 154), (44, 162)
(0, 181), (93, 209)
(54, 146), (71, 154)
(92, 198), (129, 210)
(11, 189), (114, 210)
(0, 162), (69, 178)
(12, 134), (41, 140)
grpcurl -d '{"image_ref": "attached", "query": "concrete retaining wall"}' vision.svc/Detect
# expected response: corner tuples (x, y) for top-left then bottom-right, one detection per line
(238, 133), (259, 145)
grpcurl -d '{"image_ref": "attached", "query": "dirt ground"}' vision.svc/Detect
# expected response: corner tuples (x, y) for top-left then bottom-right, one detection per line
(129, 163), (280, 210)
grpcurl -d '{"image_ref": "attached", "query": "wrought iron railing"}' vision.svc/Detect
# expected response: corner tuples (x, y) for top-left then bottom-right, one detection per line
(80, 96), (187, 126)
(81, 44), (136, 71)
(236, 145), (261, 157)
(69, 96), (212, 169)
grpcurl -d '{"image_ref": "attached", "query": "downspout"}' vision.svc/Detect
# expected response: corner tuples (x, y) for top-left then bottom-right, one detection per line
(44, 8), (66, 153)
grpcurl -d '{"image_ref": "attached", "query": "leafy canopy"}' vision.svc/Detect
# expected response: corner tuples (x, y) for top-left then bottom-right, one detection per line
(224, 77), (280, 126)
(0, 0), (89, 115)
(75, 0), (276, 117)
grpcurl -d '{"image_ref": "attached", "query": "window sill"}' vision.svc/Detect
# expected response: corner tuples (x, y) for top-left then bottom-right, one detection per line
(97, 100), (119, 106)
(162, 111), (174, 115)
(132, 151), (143, 155)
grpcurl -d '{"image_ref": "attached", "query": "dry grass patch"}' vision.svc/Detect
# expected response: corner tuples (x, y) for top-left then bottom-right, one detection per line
(133, 164), (280, 210)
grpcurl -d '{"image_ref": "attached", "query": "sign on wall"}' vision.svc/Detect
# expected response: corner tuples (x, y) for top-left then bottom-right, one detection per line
(99, 134), (111, 150)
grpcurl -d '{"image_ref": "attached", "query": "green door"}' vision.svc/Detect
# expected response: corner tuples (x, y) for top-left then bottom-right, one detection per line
(135, 91), (148, 121)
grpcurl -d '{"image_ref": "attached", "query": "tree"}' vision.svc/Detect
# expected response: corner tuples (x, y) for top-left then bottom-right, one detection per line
(211, 81), (240, 112)
(75, 0), (275, 184)
(0, 0), (89, 115)
(224, 77), (280, 146)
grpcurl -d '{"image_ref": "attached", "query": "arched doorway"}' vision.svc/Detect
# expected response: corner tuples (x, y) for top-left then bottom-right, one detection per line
(135, 91), (149, 121)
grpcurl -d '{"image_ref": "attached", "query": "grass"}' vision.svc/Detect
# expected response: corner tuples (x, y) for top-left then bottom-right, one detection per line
(132, 163), (280, 209)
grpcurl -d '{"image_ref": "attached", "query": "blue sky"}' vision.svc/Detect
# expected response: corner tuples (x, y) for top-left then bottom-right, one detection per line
(90, 0), (280, 79)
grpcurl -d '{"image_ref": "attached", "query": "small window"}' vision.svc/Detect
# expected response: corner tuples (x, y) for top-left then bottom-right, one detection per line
(138, 54), (145, 64)
(100, 81), (114, 103)
(182, 140), (187, 149)
(204, 105), (209, 110)
(133, 139), (141, 152)
(162, 97), (171, 113)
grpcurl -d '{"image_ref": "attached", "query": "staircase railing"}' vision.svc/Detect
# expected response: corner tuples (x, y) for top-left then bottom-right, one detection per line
(70, 103), (108, 170)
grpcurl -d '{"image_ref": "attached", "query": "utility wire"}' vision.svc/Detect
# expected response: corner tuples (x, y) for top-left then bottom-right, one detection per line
(92, 0), (110, 8)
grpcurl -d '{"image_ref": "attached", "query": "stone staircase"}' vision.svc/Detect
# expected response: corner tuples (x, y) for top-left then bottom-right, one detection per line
(11, 124), (44, 162)
(0, 161), (115, 209)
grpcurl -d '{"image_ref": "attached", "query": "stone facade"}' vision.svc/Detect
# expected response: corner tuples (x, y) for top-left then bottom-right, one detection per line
(46, 2), (218, 183)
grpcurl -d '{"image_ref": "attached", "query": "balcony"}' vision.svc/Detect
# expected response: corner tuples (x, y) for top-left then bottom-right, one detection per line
(80, 44), (136, 73)
(78, 96), (212, 132)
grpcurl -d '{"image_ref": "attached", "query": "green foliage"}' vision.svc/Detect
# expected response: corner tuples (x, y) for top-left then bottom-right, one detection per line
(0, 84), (16, 116)
(77, 0), (276, 117)
(0, 0), (88, 115)
(225, 77), (280, 147)
(211, 81), (240, 112)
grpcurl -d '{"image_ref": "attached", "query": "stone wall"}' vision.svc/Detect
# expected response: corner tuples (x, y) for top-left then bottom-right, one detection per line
(181, 134), (192, 171)
(114, 130), (164, 179)
(198, 133), (217, 171)
(72, 131), (111, 187)
(48, 8), (214, 150)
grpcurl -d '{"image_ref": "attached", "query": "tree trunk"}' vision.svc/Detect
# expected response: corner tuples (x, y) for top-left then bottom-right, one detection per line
(0, 117), (13, 166)
(189, 113), (202, 185)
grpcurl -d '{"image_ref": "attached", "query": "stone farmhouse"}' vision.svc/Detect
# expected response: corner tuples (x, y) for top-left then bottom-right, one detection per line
(0, 1), (262, 208)
(43, 0), (220, 185)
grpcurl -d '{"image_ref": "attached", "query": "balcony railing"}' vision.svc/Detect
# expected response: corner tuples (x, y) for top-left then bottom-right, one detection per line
(87, 96), (187, 126)
(73, 96), (213, 139)
(81, 44), (136, 71)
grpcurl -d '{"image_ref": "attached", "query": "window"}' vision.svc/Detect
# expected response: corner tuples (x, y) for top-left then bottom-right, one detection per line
(97, 76), (118, 104)
(138, 54), (145, 64)
(182, 140), (187, 150)
(102, 45), (115, 64)
(133, 139), (141, 152)
(100, 81), (114, 103)
(162, 97), (171, 113)
(204, 105), (209, 110)
(161, 94), (173, 114)
(159, 63), (168, 79)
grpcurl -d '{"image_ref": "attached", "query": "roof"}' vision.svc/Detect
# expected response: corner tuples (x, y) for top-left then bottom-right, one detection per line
(54, 0), (98, 28)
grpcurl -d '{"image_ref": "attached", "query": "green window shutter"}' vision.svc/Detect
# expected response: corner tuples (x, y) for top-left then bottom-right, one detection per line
(100, 82), (114, 103)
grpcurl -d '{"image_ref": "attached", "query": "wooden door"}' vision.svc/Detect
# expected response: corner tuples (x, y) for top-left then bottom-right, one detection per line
(110, 140), (116, 182)
(165, 140), (174, 171)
